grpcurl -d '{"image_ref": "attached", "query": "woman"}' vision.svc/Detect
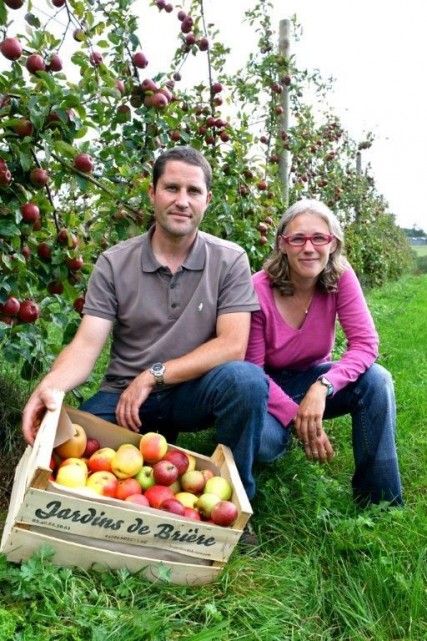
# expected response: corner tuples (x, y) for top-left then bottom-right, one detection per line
(246, 199), (402, 506)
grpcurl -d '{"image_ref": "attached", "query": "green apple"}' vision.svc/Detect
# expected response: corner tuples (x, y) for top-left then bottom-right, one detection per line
(204, 476), (232, 501)
(134, 465), (155, 490)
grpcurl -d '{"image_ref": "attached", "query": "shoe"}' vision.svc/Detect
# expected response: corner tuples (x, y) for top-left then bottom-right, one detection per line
(238, 521), (259, 548)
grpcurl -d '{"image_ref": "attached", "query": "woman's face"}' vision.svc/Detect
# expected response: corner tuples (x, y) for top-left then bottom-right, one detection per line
(278, 213), (336, 283)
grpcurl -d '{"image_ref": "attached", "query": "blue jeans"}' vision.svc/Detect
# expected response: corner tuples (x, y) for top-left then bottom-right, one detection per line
(80, 361), (269, 500)
(257, 363), (403, 506)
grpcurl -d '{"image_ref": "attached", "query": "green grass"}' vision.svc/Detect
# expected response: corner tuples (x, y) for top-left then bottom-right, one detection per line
(411, 244), (427, 257)
(1, 275), (427, 640)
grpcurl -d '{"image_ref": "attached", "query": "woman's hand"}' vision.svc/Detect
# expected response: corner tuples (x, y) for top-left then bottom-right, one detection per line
(293, 381), (334, 462)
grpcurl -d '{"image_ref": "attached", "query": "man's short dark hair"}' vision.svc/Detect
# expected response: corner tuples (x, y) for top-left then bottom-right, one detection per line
(152, 147), (212, 191)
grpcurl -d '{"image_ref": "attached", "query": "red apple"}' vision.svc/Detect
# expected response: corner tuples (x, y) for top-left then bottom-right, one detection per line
(37, 242), (52, 261)
(116, 477), (142, 501)
(125, 493), (150, 506)
(89, 51), (103, 66)
(66, 256), (84, 271)
(139, 432), (168, 464)
(52, 0), (66, 7)
(183, 507), (202, 521)
(2, 297), (20, 316)
(162, 449), (190, 476)
(17, 299), (40, 323)
(47, 54), (63, 72)
(212, 82), (223, 94)
(210, 500), (238, 527)
(47, 281), (64, 295)
(160, 498), (186, 516)
(26, 54), (46, 75)
(86, 471), (119, 498)
(132, 52), (148, 69)
(180, 470), (206, 495)
(82, 437), (100, 458)
(21, 202), (40, 223)
(0, 37), (23, 61)
(88, 447), (116, 473)
(151, 93), (168, 109)
(4, 0), (24, 9)
(141, 78), (158, 93)
(144, 485), (174, 509)
(116, 79), (125, 94)
(152, 460), (179, 486)
(73, 296), (85, 314)
(29, 167), (49, 187)
(73, 153), (93, 173)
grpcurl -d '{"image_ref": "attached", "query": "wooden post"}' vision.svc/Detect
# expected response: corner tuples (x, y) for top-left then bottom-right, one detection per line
(278, 19), (290, 204)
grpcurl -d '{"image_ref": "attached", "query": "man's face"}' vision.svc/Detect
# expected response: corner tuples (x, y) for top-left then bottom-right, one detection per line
(149, 160), (212, 240)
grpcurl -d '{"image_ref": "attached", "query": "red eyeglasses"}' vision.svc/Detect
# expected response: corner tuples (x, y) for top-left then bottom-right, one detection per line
(281, 233), (335, 247)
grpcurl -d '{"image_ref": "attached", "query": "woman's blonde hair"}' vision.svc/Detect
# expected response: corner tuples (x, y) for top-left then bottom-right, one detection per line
(264, 199), (348, 295)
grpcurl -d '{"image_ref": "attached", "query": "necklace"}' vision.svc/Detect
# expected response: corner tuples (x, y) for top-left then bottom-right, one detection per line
(293, 291), (314, 315)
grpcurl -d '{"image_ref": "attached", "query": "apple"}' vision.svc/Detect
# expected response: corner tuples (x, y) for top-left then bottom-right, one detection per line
(210, 500), (238, 527)
(162, 449), (189, 475)
(52, 0), (66, 6)
(139, 432), (168, 464)
(54, 423), (87, 459)
(152, 460), (179, 486)
(116, 477), (142, 500)
(14, 118), (33, 137)
(57, 229), (78, 247)
(132, 52), (148, 68)
(144, 484), (174, 509)
(125, 493), (149, 506)
(73, 153), (93, 173)
(82, 437), (100, 458)
(0, 167), (12, 185)
(141, 78), (158, 93)
(37, 242), (52, 261)
(204, 476), (232, 501)
(48, 54), (63, 72)
(73, 297), (85, 314)
(47, 281), (64, 295)
(4, 0), (24, 9)
(198, 37), (209, 51)
(73, 28), (85, 42)
(58, 457), (88, 475)
(111, 443), (143, 479)
(21, 202), (40, 223)
(66, 256), (84, 271)
(175, 491), (199, 509)
(29, 168), (49, 187)
(134, 465), (155, 490)
(17, 300), (40, 323)
(212, 82), (223, 94)
(200, 469), (215, 483)
(196, 493), (221, 519)
(183, 507), (202, 521)
(26, 54), (46, 75)
(89, 51), (103, 66)
(0, 37), (22, 61)
(186, 454), (197, 471)
(116, 79), (125, 94)
(151, 93), (168, 109)
(56, 464), (87, 488)
(88, 446), (116, 472)
(160, 498), (186, 516)
(2, 297), (20, 316)
(86, 471), (119, 497)
(180, 470), (206, 494)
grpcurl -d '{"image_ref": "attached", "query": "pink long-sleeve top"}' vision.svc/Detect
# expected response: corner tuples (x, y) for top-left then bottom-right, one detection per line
(245, 266), (379, 428)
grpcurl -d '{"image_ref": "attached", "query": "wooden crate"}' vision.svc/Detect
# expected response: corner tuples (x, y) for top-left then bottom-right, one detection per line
(1, 394), (252, 585)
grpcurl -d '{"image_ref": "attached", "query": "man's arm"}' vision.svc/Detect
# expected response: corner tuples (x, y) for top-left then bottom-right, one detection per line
(22, 315), (112, 445)
(115, 311), (250, 430)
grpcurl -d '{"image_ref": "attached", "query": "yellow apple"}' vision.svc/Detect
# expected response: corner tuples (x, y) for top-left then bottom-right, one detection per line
(186, 453), (197, 471)
(111, 444), (143, 479)
(204, 476), (232, 501)
(58, 457), (88, 475)
(54, 423), (87, 460)
(55, 464), (87, 488)
(174, 491), (199, 509)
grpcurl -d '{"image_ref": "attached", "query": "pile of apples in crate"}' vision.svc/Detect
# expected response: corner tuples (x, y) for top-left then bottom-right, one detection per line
(50, 423), (238, 527)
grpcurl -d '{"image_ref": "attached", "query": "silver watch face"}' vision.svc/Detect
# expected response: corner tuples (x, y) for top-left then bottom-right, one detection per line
(150, 362), (165, 382)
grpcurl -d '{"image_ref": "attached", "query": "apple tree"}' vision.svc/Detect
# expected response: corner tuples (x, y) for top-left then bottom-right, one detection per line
(0, 0), (412, 384)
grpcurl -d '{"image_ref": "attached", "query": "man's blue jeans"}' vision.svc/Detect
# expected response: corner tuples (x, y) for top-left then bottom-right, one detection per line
(257, 363), (403, 506)
(80, 361), (269, 500)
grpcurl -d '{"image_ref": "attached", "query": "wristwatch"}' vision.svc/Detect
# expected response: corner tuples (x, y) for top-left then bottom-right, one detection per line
(317, 375), (333, 397)
(149, 362), (166, 385)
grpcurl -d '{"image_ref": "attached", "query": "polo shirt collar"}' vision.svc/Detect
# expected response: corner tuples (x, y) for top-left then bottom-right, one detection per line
(141, 226), (206, 272)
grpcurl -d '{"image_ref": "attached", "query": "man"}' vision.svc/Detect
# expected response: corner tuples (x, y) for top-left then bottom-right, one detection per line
(22, 146), (269, 501)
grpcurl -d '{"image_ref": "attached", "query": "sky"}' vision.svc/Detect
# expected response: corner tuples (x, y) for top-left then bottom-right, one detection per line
(136, 0), (425, 230)
(2, 0), (425, 230)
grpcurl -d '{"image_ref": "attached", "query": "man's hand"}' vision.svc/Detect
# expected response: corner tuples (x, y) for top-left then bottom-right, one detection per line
(22, 388), (62, 446)
(116, 371), (154, 431)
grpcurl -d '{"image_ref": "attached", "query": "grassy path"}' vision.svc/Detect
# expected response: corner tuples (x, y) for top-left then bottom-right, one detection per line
(0, 275), (426, 641)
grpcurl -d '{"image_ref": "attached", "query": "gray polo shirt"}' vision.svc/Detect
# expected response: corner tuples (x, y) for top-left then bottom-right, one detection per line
(83, 228), (259, 393)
